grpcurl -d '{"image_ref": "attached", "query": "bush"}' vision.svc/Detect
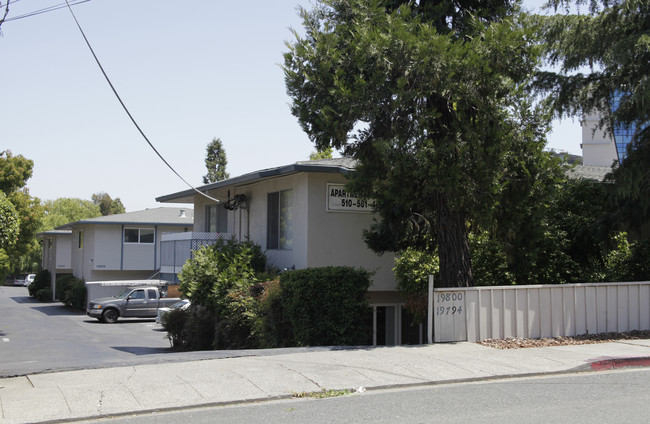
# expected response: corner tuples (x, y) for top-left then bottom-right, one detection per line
(55, 274), (75, 301)
(162, 307), (188, 350)
(261, 266), (372, 347)
(169, 237), (270, 351)
(393, 247), (439, 323)
(28, 269), (50, 298)
(179, 237), (264, 314)
(61, 276), (85, 310)
(36, 288), (52, 302)
(162, 305), (216, 351)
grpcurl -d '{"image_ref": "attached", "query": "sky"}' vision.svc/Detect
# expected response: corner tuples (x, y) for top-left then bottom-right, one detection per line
(2, 0), (582, 212)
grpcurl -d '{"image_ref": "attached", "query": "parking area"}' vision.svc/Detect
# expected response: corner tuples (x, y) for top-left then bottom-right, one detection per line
(0, 285), (174, 377)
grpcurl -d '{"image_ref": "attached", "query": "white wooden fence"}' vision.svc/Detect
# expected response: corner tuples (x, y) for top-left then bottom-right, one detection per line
(433, 282), (650, 342)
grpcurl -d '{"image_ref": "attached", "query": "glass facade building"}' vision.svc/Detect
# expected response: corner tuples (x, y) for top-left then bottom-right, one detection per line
(610, 92), (647, 164)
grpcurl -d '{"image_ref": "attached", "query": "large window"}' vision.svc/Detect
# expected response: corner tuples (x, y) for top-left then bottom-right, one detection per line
(267, 189), (293, 250)
(124, 228), (155, 244)
(205, 204), (228, 233)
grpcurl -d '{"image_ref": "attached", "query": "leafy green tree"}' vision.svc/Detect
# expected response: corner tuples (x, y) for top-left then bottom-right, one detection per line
(0, 150), (32, 195)
(538, 0), (650, 236)
(284, 0), (546, 287)
(202, 137), (229, 184)
(91, 192), (126, 216)
(0, 150), (44, 278)
(309, 147), (334, 160)
(41, 198), (101, 231)
(0, 192), (19, 249)
(0, 192), (19, 279)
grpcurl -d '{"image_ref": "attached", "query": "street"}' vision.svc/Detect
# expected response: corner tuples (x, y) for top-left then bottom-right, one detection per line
(79, 368), (650, 424)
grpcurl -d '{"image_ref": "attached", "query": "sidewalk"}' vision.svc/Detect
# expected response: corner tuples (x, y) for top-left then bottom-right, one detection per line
(2, 339), (650, 424)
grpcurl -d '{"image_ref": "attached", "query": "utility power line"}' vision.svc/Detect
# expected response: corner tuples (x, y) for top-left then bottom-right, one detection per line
(4, 0), (92, 22)
(62, 0), (221, 203)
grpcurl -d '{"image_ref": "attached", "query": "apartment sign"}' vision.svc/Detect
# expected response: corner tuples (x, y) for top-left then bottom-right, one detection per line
(327, 183), (375, 213)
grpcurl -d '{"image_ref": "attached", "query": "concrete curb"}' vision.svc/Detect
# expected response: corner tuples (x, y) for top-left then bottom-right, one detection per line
(589, 356), (650, 371)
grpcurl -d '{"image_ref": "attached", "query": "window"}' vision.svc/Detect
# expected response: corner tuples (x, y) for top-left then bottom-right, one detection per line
(205, 204), (228, 233)
(267, 189), (293, 250)
(78, 231), (84, 249)
(124, 228), (155, 244)
(129, 290), (145, 300)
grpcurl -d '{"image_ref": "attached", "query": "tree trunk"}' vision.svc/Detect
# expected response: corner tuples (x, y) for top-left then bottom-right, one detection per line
(436, 193), (473, 287)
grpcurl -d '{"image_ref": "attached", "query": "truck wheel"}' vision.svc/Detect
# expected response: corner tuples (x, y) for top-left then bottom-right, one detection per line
(102, 309), (119, 323)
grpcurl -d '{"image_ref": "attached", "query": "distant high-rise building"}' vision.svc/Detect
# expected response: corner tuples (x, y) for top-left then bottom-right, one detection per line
(609, 92), (636, 163)
(580, 93), (640, 166)
(580, 112), (618, 167)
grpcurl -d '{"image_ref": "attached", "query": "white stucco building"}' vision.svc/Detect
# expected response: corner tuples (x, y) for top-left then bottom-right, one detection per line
(157, 159), (417, 345)
(38, 208), (194, 284)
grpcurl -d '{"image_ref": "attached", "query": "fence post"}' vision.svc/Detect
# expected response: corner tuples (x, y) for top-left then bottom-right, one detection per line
(428, 274), (434, 344)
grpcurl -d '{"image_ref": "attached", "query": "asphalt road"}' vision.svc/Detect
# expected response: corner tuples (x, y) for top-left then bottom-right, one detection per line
(0, 286), (338, 378)
(0, 285), (173, 377)
(77, 368), (650, 424)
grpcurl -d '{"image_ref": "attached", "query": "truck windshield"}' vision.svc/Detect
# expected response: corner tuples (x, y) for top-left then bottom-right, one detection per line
(114, 289), (132, 299)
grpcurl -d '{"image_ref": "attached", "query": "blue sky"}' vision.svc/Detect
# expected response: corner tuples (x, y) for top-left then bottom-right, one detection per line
(2, 0), (581, 212)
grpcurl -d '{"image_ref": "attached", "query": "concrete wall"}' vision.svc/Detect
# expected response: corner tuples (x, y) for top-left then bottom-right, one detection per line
(434, 282), (650, 342)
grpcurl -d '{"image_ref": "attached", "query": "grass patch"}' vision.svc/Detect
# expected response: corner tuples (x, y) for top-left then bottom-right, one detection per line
(292, 388), (355, 399)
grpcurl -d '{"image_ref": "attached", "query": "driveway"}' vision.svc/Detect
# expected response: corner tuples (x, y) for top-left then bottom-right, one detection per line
(0, 286), (357, 378)
(0, 285), (174, 377)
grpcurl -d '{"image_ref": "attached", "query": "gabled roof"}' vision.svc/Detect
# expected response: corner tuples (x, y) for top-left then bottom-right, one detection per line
(56, 207), (194, 230)
(157, 157), (357, 204)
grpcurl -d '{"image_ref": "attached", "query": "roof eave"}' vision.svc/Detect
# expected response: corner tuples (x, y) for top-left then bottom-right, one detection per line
(156, 163), (353, 204)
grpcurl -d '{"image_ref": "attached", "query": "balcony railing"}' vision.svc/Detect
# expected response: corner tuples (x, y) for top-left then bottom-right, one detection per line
(160, 232), (231, 280)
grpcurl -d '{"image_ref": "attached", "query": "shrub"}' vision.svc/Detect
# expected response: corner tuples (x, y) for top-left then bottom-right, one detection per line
(61, 276), (85, 310)
(170, 237), (270, 350)
(393, 247), (439, 323)
(36, 288), (52, 302)
(55, 274), (75, 301)
(261, 266), (372, 347)
(162, 307), (188, 350)
(179, 237), (263, 314)
(162, 305), (216, 351)
(28, 269), (50, 298)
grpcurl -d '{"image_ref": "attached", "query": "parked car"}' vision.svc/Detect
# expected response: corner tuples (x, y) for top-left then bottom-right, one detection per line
(87, 287), (180, 323)
(156, 299), (191, 324)
(25, 274), (35, 286)
(13, 276), (26, 286)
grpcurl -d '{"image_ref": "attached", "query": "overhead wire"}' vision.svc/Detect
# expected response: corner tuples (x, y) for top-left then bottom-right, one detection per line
(62, 0), (221, 203)
(4, 0), (91, 22)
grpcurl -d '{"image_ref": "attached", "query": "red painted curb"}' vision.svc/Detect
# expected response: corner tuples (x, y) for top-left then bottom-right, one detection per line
(590, 357), (650, 371)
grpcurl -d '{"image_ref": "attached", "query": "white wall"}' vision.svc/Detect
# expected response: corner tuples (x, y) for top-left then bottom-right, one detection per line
(70, 224), (190, 282)
(581, 113), (618, 166)
(434, 282), (650, 342)
(196, 172), (397, 291)
(305, 173), (396, 291)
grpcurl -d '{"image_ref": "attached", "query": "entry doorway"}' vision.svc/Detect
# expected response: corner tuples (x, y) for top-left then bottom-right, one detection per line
(371, 304), (399, 346)
(369, 304), (428, 346)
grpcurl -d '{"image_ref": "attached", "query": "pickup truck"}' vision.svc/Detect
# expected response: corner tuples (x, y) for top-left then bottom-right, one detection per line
(87, 287), (180, 323)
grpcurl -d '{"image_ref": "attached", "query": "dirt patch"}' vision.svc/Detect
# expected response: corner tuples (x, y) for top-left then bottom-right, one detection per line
(478, 330), (650, 349)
